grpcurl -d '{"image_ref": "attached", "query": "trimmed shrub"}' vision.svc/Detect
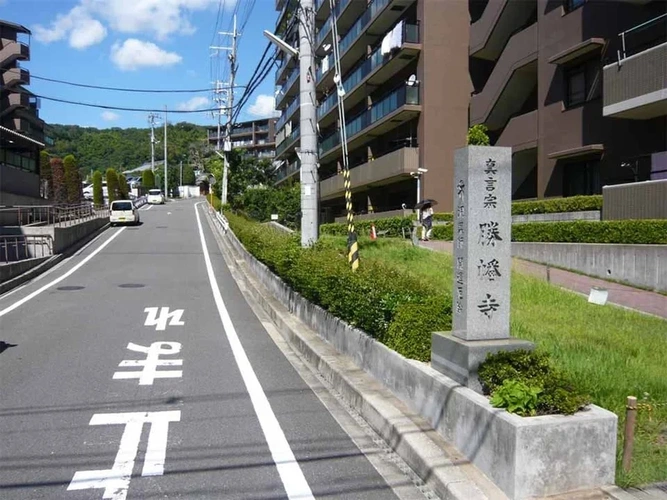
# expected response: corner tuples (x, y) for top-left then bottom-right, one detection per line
(478, 350), (590, 416)
(106, 168), (119, 203)
(431, 224), (453, 241)
(40, 150), (52, 199)
(321, 216), (414, 238)
(512, 220), (667, 244)
(63, 154), (80, 204)
(142, 169), (155, 189)
(512, 195), (602, 215)
(50, 157), (66, 205)
(92, 171), (104, 206)
(117, 173), (129, 199)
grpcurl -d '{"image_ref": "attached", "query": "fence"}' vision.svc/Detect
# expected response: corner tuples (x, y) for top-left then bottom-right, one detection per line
(0, 203), (109, 227)
(602, 179), (667, 220)
(0, 234), (53, 263)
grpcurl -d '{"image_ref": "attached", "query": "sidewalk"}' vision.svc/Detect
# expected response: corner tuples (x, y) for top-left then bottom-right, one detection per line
(419, 240), (667, 320)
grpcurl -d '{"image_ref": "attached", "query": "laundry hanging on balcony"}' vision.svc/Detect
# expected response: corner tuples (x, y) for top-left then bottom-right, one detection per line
(321, 55), (330, 73)
(381, 20), (404, 55)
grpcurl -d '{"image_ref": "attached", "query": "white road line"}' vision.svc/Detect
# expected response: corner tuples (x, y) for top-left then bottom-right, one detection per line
(143, 205), (154, 211)
(194, 203), (314, 500)
(0, 228), (126, 318)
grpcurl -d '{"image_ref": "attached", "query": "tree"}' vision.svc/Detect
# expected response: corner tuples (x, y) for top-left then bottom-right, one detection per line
(226, 150), (276, 208)
(50, 157), (66, 205)
(183, 165), (196, 185)
(92, 170), (104, 206)
(106, 168), (119, 203)
(467, 124), (490, 146)
(63, 154), (80, 204)
(142, 169), (155, 189)
(117, 173), (129, 198)
(39, 150), (52, 199)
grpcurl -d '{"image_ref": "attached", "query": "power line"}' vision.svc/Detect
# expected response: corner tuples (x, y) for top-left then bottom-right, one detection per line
(232, 50), (278, 123)
(23, 74), (212, 93)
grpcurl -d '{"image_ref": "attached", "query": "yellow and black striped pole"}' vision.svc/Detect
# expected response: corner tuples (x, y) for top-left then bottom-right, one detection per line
(344, 166), (359, 271)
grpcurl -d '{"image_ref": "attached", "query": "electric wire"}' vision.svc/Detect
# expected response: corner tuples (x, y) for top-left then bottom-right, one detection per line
(19, 74), (212, 93)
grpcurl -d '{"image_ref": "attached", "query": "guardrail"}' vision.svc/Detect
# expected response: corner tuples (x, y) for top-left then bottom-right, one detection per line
(134, 196), (148, 209)
(0, 234), (53, 263)
(207, 203), (230, 233)
(0, 203), (109, 227)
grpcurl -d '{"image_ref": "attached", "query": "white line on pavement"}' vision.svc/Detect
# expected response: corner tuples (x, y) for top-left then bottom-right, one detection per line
(194, 203), (315, 500)
(0, 228), (126, 318)
(143, 205), (154, 210)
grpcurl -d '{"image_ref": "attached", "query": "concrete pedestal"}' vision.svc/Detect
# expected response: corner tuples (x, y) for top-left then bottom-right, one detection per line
(431, 332), (534, 393)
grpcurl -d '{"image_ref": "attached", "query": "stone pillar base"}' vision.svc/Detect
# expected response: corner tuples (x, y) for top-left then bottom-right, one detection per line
(431, 332), (534, 394)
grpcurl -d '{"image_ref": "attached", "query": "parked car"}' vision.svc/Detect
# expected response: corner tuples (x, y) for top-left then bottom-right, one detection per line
(109, 200), (140, 226)
(147, 189), (165, 205)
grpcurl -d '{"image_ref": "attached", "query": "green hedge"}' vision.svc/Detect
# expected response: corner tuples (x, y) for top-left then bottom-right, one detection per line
(511, 195), (602, 215)
(321, 216), (414, 238)
(512, 220), (667, 244)
(226, 212), (451, 361)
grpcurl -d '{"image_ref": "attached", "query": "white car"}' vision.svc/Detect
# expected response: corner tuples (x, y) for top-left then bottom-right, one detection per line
(147, 189), (165, 204)
(109, 200), (140, 226)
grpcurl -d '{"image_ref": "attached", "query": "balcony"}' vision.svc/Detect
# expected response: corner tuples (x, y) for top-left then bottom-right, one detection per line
(316, 0), (365, 52)
(275, 159), (300, 184)
(603, 14), (667, 119)
(315, 0), (331, 21)
(0, 92), (31, 118)
(275, 48), (297, 85)
(469, 0), (536, 61)
(319, 84), (421, 162)
(231, 126), (254, 136)
(276, 67), (299, 109)
(276, 96), (300, 132)
(470, 23), (537, 131)
(275, 125), (300, 159)
(495, 110), (537, 153)
(2, 67), (30, 87)
(0, 41), (30, 68)
(316, 0), (415, 92)
(320, 146), (418, 200)
(317, 22), (420, 129)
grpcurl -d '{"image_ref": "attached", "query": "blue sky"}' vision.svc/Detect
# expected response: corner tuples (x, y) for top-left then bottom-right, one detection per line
(2, 0), (278, 129)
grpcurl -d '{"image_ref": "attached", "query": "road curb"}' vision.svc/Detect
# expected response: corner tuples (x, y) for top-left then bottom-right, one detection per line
(202, 207), (506, 500)
(0, 222), (110, 296)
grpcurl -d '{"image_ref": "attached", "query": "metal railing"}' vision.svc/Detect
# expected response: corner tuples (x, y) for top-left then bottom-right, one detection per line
(0, 234), (53, 263)
(617, 13), (667, 64)
(0, 203), (109, 228)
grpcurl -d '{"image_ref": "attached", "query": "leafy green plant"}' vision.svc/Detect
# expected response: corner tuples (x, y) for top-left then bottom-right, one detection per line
(63, 154), (80, 204)
(117, 173), (129, 199)
(512, 195), (602, 215)
(321, 216), (414, 238)
(106, 168), (119, 203)
(92, 171), (104, 207)
(512, 220), (667, 244)
(467, 124), (490, 146)
(142, 169), (155, 189)
(50, 157), (66, 205)
(490, 379), (542, 416)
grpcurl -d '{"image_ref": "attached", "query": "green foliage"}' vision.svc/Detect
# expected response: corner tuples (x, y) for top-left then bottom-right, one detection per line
(92, 171), (104, 206)
(224, 211), (446, 351)
(117, 173), (129, 199)
(431, 212), (453, 222)
(63, 154), (80, 204)
(239, 184), (301, 229)
(226, 150), (277, 207)
(208, 193), (222, 211)
(183, 165), (196, 185)
(321, 216), (414, 238)
(479, 350), (590, 416)
(512, 220), (667, 244)
(39, 150), (52, 199)
(489, 380), (542, 417)
(142, 169), (155, 189)
(512, 195), (603, 215)
(106, 168), (119, 203)
(50, 157), (66, 205)
(431, 224), (453, 240)
(467, 124), (490, 146)
(45, 122), (207, 174)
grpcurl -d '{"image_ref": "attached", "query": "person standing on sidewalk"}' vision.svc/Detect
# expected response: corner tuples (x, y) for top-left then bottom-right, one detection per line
(422, 203), (434, 241)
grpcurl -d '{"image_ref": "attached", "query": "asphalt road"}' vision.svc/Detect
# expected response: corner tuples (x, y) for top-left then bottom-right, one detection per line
(0, 199), (427, 500)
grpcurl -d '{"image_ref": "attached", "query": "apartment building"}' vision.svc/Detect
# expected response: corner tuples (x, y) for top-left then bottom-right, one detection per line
(208, 117), (277, 161)
(273, 0), (470, 220)
(470, 0), (667, 199)
(0, 20), (47, 205)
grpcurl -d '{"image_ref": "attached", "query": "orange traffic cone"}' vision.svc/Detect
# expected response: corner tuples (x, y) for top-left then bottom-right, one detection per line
(370, 223), (377, 241)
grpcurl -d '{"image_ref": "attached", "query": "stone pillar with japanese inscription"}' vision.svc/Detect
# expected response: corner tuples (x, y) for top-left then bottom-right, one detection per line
(431, 146), (533, 393)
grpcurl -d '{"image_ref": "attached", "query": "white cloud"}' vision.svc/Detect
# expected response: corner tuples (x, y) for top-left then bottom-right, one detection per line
(177, 96), (209, 111)
(110, 39), (182, 71)
(248, 94), (279, 118)
(33, 0), (232, 48)
(101, 111), (120, 121)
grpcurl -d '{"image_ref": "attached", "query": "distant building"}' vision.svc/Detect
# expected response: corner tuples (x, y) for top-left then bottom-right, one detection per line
(0, 20), (49, 205)
(208, 117), (277, 160)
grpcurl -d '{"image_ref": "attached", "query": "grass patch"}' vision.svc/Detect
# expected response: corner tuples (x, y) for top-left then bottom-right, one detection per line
(324, 235), (667, 486)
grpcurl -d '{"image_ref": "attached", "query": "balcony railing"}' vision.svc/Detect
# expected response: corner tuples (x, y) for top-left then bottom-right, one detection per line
(277, 67), (300, 102)
(231, 126), (254, 135)
(276, 96), (300, 131)
(276, 160), (300, 182)
(319, 84), (419, 155)
(316, 0), (353, 46)
(317, 22), (420, 119)
(256, 125), (270, 132)
(275, 125), (301, 157)
(616, 13), (667, 63)
(317, 0), (393, 82)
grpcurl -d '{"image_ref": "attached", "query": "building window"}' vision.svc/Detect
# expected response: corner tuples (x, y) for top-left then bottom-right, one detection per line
(565, 59), (601, 108)
(563, 159), (601, 196)
(564, 0), (585, 12)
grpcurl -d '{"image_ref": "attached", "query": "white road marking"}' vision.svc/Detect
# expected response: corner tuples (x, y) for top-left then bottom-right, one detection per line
(142, 204), (154, 210)
(194, 203), (315, 500)
(143, 307), (185, 331)
(0, 228), (126, 318)
(113, 342), (183, 385)
(68, 411), (180, 500)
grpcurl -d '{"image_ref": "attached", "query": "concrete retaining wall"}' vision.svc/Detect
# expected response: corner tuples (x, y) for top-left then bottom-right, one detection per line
(513, 242), (667, 292)
(20, 217), (109, 254)
(219, 218), (618, 500)
(511, 210), (600, 223)
(0, 256), (50, 284)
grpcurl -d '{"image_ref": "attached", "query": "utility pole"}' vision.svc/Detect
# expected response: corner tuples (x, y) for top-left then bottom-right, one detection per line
(180, 159), (183, 191)
(211, 15), (239, 209)
(298, 0), (319, 247)
(164, 105), (168, 197)
(148, 113), (159, 175)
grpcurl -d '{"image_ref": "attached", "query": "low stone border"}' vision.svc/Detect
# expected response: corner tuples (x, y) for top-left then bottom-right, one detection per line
(208, 210), (618, 500)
